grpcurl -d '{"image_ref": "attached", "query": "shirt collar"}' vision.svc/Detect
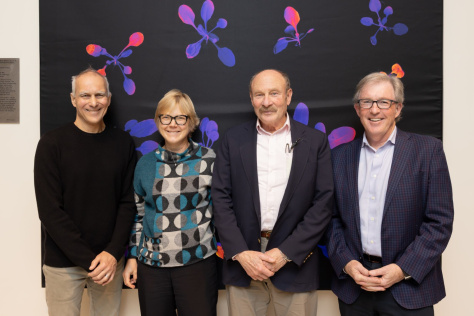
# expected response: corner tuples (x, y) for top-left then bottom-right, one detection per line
(256, 114), (291, 136)
(362, 126), (397, 149)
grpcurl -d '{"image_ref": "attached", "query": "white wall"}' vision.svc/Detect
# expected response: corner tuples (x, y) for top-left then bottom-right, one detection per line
(0, 0), (472, 314)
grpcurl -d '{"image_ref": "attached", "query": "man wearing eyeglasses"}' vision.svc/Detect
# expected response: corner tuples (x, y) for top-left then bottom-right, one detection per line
(326, 72), (454, 315)
(212, 69), (334, 315)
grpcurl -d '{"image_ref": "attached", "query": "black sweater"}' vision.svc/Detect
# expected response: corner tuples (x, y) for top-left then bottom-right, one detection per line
(34, 123), (137, 270)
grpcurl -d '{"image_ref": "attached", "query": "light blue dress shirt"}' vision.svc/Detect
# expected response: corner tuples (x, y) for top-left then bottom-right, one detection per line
(358, 127), (397, 257)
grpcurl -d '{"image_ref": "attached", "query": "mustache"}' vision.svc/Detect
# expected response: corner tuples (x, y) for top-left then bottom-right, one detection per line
(259, 107), (277, 113)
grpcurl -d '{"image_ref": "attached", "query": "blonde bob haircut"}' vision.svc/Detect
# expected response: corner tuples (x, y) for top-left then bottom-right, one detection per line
(154, 89), (200, 134)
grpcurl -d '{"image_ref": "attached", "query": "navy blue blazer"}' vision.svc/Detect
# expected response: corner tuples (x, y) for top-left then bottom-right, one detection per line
(327, 129), (454, 309)
(212, 119), (334, 292)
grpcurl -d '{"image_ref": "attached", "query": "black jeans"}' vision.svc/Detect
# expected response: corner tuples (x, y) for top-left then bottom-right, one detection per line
(137, 255), (218, 316)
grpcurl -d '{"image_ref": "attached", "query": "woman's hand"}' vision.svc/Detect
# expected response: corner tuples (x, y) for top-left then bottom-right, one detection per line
(123, 258), (138, 289)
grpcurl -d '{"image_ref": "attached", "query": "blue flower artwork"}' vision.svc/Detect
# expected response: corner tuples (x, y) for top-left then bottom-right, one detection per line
(86, 32), (144, 95)
(274, 7), (314, 54)
(178, 0), (235, 67)
(360, 0), (408, 46)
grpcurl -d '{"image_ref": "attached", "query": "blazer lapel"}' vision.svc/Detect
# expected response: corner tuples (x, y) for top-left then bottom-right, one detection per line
(239, 123), (261, 223)
(277, 121), (307, 218)
(383, 129), (412, 216)
(348, 138), (362, 239)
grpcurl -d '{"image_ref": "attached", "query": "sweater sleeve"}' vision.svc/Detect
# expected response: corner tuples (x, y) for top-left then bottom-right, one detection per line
(34, 136), (96, 270)
(103, 137), (138, 261)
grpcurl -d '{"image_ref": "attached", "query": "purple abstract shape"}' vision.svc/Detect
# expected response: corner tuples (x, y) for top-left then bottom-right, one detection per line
(86, 32), (143, 95)
(123, 66), (132, 75)
(274, 38), (290, 54)
(369, 0), (381, 13)
(217, 47), (235, 67)
(361, 17), (374, 26)
(361, 2), (408, 45)
(199, 117), (219, 148)
(179, 0), (235, 67)
(201, 0), (214, 27)
(274, 7), (313, 54)
(293, 102), (309, 125)
(393, 23), (409, 35)
(384, 6), (393, 16)
(123, 78), (136, 96)
(328, 126), (356, 149)
(284, 25), (295, 35)
(136, 140), (159, 155)
(120, 49), (133, 58)
(292, 102), (355, 148)
(179, 5), (196, 26)
(124, 119), (138, 132)
(186, 40), (203, 59)
(315, 122), (326, 133)
(127, 119), (158, 138)
(216, 18), (227, 29)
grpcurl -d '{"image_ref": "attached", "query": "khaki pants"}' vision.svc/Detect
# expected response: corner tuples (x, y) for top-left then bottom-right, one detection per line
(42, 257), (124, 316)
(226, 237), (318, 316)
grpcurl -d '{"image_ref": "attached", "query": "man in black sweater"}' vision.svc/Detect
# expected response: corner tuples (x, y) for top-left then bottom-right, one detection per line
(34, 68), (137, 316)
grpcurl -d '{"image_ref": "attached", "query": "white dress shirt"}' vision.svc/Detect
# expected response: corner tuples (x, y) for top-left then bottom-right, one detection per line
(256, 115), (293, 231)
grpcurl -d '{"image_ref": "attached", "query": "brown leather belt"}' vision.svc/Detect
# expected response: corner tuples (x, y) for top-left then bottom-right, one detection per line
(363, 253), (382, 263)
(261, 231), (272, 238)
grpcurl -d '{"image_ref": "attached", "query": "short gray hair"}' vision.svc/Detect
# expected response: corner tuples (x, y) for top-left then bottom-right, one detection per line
(353, 72), (404, 122)
(71, 67), (110, 96)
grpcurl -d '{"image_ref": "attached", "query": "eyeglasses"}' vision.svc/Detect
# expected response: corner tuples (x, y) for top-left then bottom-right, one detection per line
(357, 99), (398, 109)
(158, 115), (189, 126)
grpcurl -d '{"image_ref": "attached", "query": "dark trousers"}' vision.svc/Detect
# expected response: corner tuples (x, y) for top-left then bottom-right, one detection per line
(137, 255), (218, 316)
(339, 259), (434, 316)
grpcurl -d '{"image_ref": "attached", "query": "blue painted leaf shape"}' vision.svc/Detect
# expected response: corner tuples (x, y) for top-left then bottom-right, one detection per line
(136, 140), (159, 155)
(207, 131), (219, 143)
(306, 28), (314, 34)
(384, 6), (393, 16)
(369, 0), (381, 13)
(123, 77), (136, 95)
(293, 103), (309, 125)
(197, 24), (207, 37)
(393, 23), (408, 35)
(217, 47), (235, 67)
(124, 119), (138, 132)
(314, 122), (326, 133)
(186, 40), (202, 59)
(179, 5), (195, 26)
(201, 0), (214, 26)
(284, 25), (295, 35)
(361, 17), (373, 26)
(273, 38), (290, 54)
(216, 18), (227, 29)
(120, 49), (133, 58)
(370, 34), (377, 45)
(328, 126), (356, 149)
(200, 117), (209, 133)
(382, 17), (387, 25)
(129, 119), (158, 137)
(209, 33), (219, 43)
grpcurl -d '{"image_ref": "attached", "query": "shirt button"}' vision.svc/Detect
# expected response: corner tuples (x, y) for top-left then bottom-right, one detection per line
(375, 154), (379, 157)
(373, 174), (377, 178)
(371, 196), (375, 200)
(370, 217), (375, 221)
(370, 240), (374, 244)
